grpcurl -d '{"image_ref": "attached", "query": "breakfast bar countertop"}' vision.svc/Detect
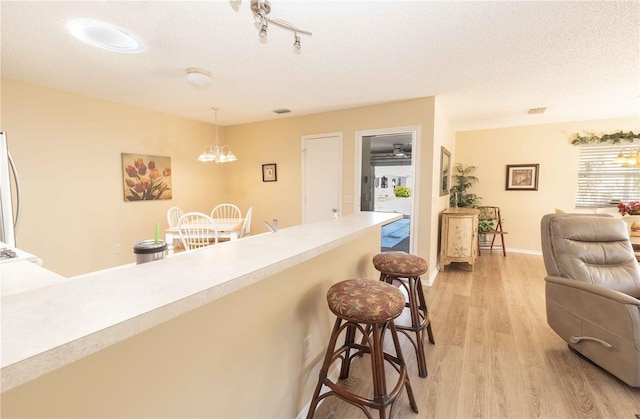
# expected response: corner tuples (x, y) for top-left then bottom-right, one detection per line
(1, 212), (401, 392)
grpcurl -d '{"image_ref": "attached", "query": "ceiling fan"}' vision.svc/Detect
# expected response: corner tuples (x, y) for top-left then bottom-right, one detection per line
(392, 144), (409, 159)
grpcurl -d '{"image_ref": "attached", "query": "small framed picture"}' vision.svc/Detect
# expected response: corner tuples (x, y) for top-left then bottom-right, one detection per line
(506, 164), (539, 191)
(439, 146), (451, 196)
(262, 163), (277, 182)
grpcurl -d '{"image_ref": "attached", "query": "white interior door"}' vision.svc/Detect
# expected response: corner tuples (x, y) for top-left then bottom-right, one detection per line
(302, 133), (342, 224)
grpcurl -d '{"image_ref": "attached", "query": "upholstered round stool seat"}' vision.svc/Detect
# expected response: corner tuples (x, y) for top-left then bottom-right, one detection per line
(327, 279), (405, 323)
(373, 251), (427, 276)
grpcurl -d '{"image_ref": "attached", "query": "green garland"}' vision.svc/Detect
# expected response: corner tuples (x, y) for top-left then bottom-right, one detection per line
(571, 131), (640, 146)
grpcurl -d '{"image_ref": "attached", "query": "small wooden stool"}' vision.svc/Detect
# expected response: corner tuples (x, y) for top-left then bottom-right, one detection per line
(373, 251), (435, 378)
(307, 279), (418, 418)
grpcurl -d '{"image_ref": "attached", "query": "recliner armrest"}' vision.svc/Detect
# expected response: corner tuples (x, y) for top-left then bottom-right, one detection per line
(545, 275), (640, 306)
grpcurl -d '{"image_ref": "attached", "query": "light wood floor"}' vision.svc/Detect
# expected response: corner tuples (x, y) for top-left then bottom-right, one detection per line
(311, 252), (640, 418)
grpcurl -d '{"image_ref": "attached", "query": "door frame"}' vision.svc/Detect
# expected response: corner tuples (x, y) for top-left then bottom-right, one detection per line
(301, 132), (343, 224)
(354, 125), (420, 254)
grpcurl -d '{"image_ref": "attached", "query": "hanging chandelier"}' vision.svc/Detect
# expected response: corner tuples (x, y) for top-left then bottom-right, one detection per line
(613, 147), (639, 167)
(250, 0), (311, 49)
(197, 108), (237, 164)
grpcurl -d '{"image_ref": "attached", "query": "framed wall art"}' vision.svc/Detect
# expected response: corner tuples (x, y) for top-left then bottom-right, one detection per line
(505, 164), (539, 191)
(262, 163), (277, 182)
(439, 146), (451, 196)
(122, 153), (172, 201)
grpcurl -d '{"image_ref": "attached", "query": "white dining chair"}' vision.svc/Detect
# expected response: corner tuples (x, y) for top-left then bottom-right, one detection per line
(167, 206), (184, 228)
(210, 203), (242, 220)
(177, 212), (218, 250)
(239, 207), (253, 238)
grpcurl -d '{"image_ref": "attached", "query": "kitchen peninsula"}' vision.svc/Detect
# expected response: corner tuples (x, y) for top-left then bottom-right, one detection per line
(1, 212), (400, 418)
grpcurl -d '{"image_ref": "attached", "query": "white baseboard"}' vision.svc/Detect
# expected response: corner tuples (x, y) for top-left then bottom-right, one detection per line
(423, 269), (437, 286)
(506, 248), (543, 256)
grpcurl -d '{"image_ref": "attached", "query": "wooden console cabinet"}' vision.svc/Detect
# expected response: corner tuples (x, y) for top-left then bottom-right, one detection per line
(440, 207), (479, 270)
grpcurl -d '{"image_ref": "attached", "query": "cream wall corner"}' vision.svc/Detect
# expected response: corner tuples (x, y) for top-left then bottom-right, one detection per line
(431, 98), (457, 278)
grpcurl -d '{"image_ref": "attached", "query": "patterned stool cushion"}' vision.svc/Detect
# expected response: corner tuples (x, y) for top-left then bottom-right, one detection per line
(327, 279), (405, 323)
(373, 251), (427, 276)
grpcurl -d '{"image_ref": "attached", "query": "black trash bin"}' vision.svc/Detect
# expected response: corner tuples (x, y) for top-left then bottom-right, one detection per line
(133, 240), (167, 264)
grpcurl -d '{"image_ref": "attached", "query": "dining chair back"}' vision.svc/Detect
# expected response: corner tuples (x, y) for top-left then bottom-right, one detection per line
(211, 203), (242, 220)
(177, 212), (218, 250)
(167, 206), (184, 228)
(240, 207), (253, 238)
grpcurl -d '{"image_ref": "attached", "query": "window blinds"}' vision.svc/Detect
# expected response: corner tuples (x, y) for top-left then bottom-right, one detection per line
(576, 143), (640, 207)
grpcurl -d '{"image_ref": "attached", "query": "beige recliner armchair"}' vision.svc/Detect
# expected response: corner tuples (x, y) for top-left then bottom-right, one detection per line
(541, 213), (640, 387)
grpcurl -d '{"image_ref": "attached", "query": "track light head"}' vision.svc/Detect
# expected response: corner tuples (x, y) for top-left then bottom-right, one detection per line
(293, 34), (301, 49)
(259, 23), (268, 38)
(251, 0), (271, 19)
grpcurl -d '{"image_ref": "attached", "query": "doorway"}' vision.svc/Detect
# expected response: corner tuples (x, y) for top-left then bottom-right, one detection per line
(355, 127), (419, 253)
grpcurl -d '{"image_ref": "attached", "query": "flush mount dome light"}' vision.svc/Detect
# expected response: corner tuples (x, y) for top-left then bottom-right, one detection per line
(186, 68), (212, 87)
(66, 19), (146, 53)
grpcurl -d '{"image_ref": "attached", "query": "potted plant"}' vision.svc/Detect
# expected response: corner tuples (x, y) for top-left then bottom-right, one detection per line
(394, 186), (411, 198)
(449, 164), (481, 208)
(618, 201), (640, 233)
(478, 207), (497, 244)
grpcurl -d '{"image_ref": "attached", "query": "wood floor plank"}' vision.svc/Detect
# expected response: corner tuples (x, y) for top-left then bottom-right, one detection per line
(310, 253), (640, 418)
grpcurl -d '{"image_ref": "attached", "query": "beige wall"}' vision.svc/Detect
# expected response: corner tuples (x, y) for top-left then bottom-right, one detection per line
(223, 98), (436, 225)
(222, 97), (441, 278)
(4, 77), (635, 274)
(1, 228), (383, 418)
(1, 78), (229, 276)
(3, 79), (442, 276)
(455, 116), (640, 253)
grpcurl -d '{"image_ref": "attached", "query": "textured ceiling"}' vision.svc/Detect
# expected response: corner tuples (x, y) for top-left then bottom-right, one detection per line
(1, 1), (638, 130)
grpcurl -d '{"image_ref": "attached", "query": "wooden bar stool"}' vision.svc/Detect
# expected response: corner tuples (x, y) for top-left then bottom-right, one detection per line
(372, 251), (435, 378)
(307, 279), (419, 419)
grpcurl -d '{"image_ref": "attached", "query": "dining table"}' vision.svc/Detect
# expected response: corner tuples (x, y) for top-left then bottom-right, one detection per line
(165, 217), (244, 254)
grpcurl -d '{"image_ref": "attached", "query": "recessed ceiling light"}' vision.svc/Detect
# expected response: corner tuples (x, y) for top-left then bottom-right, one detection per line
(66, 19), (146, 53)
(273, 109), (291, 114)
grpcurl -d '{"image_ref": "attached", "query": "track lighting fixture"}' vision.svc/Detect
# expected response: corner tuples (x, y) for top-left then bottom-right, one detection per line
(250, 0), (311, 49)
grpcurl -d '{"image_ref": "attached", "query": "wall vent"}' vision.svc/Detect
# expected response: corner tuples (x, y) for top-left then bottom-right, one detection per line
(525, 107), (547, 115)
(273, 108), (291, 114)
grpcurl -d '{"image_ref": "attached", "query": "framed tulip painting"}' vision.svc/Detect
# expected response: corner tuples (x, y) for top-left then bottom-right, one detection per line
(122, 153), (172, 201)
